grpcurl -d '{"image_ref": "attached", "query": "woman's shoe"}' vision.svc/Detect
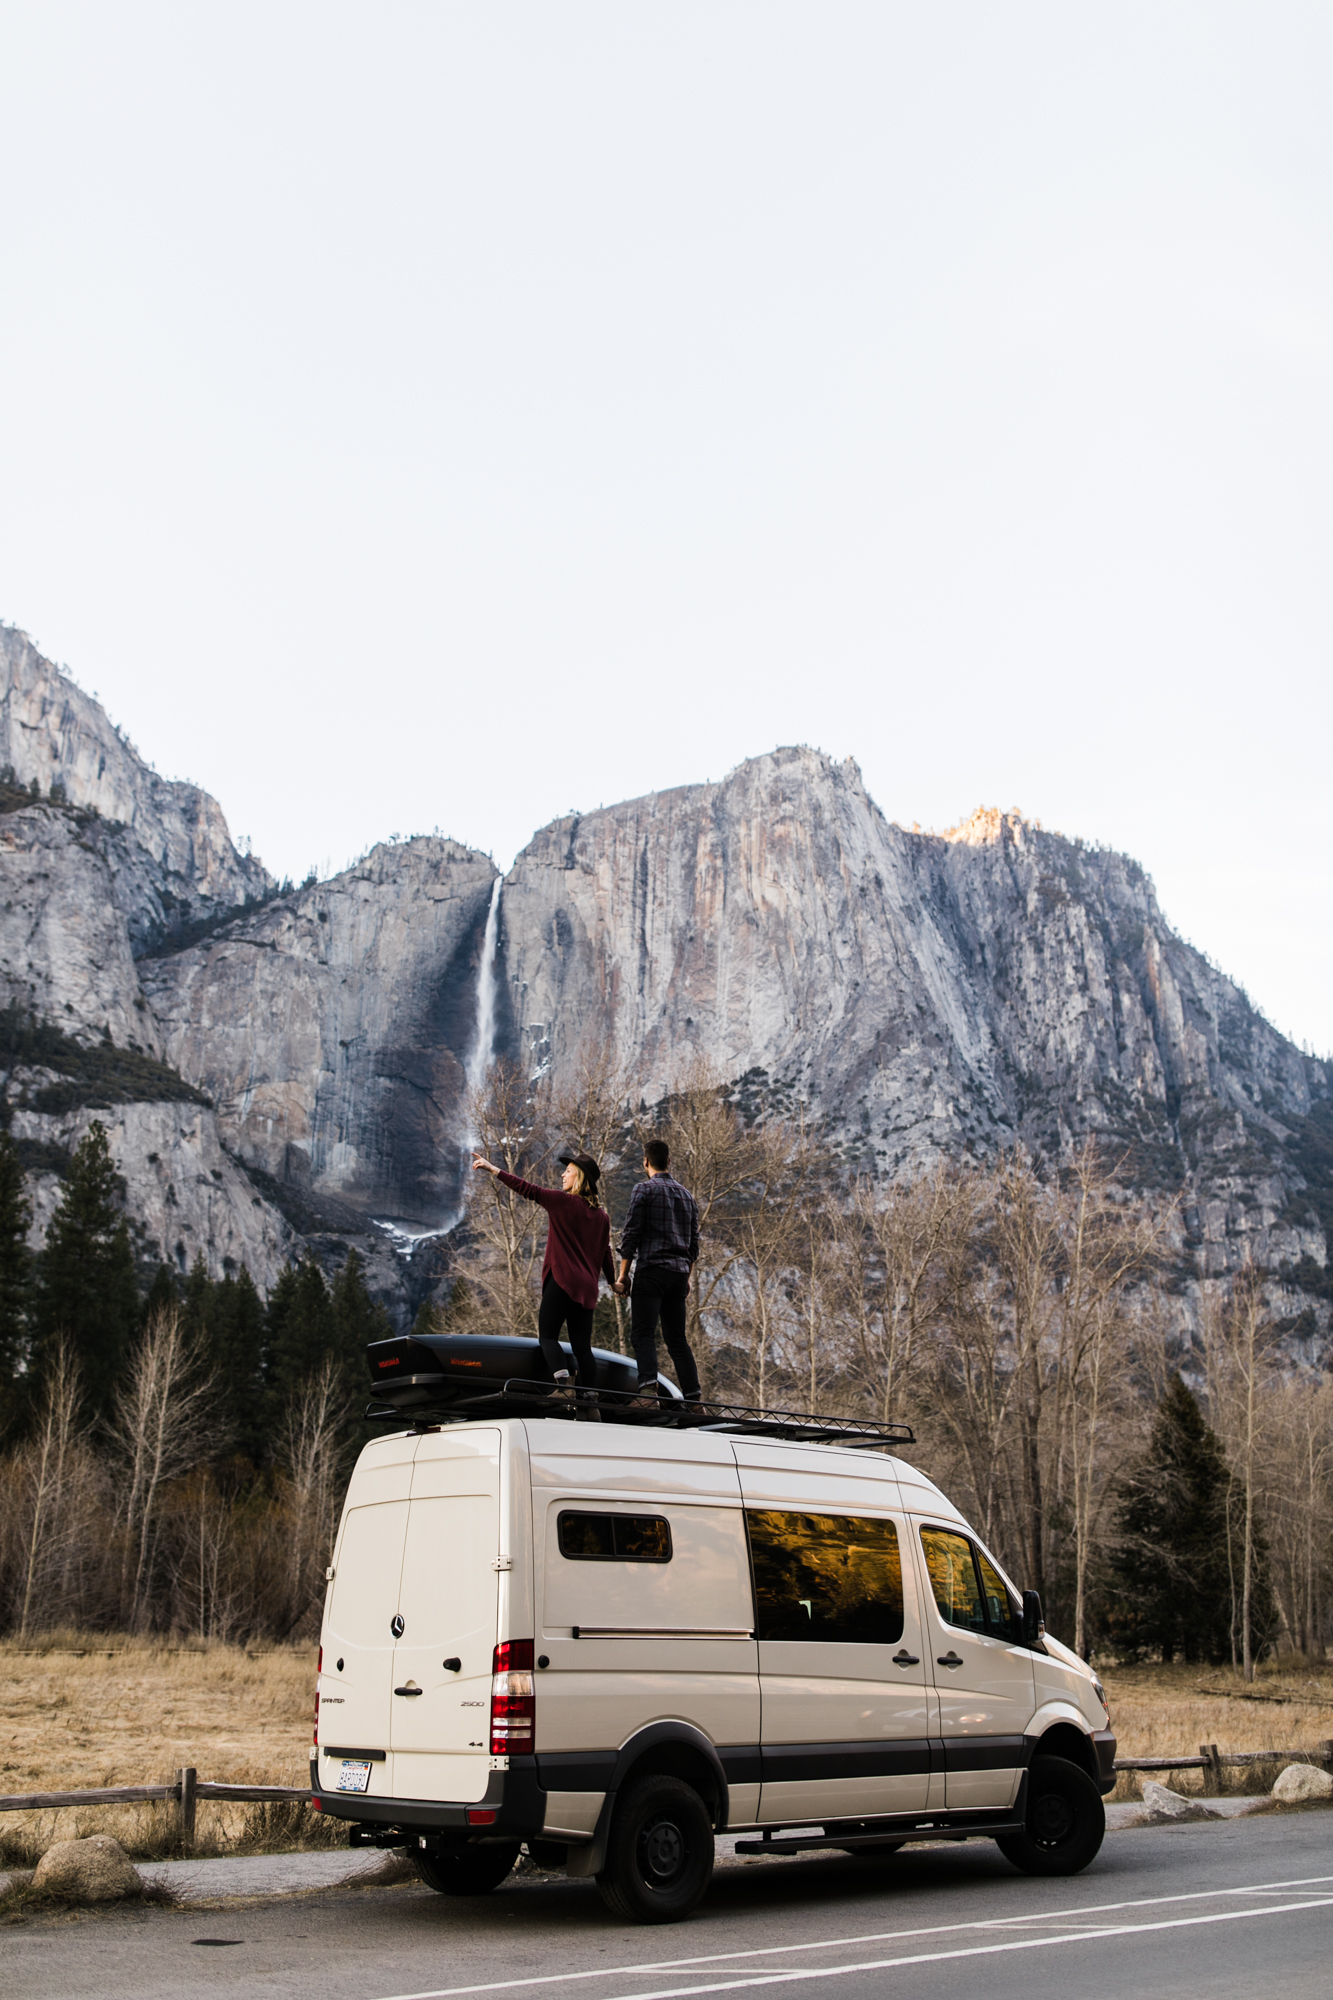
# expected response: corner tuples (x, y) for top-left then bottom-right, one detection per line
(547, 1373), (577, 1402)
(576, 1389), (602, 1423)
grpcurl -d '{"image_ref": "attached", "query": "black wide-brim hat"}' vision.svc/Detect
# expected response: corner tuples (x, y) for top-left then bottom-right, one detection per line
(557, 1149), (601, 1187)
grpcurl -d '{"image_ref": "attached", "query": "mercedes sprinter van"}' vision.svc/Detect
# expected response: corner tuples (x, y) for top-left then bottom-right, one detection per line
(311, 1405), (1114, 1923)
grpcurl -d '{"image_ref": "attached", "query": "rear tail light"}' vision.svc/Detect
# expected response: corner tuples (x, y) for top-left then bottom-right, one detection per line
(489, 1639), (535, 1755)
(313, 1645), (322, 1747)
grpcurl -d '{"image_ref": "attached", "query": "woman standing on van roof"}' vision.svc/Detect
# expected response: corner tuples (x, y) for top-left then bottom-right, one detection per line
(472, 1148), (615, 1415)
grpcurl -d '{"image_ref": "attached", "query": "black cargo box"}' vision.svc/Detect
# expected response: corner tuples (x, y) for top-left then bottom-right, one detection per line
(366, 1330), (678, 1415)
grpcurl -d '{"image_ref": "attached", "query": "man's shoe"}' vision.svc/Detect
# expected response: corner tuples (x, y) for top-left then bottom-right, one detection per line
(576, 1389), (602, 1423)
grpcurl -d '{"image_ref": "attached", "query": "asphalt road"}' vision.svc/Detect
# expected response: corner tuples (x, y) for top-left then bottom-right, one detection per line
(9, 1812), (1333, 2000)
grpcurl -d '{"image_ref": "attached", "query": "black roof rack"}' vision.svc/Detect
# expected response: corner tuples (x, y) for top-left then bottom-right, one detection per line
(364, 1376), (913, 1451)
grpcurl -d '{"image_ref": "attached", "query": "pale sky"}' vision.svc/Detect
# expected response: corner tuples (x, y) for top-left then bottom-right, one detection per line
(1, 4), (1329, 1052)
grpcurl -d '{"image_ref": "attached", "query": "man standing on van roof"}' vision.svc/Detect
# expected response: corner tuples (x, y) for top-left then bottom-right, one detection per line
(614, 1139), (702, 1405)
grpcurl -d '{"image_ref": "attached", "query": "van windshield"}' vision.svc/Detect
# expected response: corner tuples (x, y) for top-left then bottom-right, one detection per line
(747, 1510), (904, 1645)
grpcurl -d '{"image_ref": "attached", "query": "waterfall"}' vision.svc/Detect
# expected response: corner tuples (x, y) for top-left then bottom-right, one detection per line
(369, 874), (503, 1256)
(464, 876), (502, 1142)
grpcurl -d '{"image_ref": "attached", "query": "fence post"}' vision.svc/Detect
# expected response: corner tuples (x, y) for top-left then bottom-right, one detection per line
(1201, 1744), (1223, 1792)
(177, 1767), (197, 1851)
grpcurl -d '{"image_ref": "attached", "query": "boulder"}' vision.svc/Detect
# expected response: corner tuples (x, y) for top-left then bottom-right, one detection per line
(1272, 1762), (1333, 1803)
(31, 1836), (142, 1902)
(1140, 1780), (1219, 1821)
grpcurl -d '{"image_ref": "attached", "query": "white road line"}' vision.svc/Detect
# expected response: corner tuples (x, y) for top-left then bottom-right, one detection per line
(371, 1874), (1333, 2000)
(599, 1898), (1333, 2000)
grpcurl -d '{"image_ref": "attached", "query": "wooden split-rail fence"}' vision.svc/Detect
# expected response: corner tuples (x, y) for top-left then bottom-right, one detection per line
(0, 1770), (309, 1846)
(2, 1743), (1331, 1852)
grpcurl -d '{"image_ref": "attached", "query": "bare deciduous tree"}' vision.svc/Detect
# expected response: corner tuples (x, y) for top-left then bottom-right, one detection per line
(9, 1341), (109, 1637)
(273, 1359), (348, 1638)
(105, 1308), (219, 1629)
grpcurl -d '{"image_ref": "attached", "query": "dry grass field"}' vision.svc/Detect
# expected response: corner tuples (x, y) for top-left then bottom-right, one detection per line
(2, 1635), (1331, 1860)
(1099, 1658), (1333, 1803)
(0, 1633), (326, 1865)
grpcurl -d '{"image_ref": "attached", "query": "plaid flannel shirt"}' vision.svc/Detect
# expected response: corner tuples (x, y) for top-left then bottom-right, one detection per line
(617, 1173), (699, 1274)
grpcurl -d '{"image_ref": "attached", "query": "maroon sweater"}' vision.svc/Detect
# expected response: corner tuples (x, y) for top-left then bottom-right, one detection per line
(497, 1173), (615, 1311)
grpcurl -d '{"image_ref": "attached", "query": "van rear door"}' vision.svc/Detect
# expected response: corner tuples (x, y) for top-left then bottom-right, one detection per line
(389, 1427), (502, 1806)
(320, 1437), (415, 1793)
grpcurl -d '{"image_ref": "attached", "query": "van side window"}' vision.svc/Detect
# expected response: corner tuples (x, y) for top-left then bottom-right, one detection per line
(557, 1512), (672, 1562)
(975, 1546), (1023, 1643)
(919, 1527), (988, 1635)
(747, 1510), (904, 1645)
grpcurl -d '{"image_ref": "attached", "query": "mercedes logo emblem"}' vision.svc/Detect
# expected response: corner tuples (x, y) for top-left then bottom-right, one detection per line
(391, 1614), (405, 1638)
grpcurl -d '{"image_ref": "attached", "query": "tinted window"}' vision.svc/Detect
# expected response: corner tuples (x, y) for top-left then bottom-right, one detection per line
(976, 1546), (1023, 1643)
(919, 1528), (987, 1634)
(557, 1512), (672, 1562)
(748, 1510), (904, 1645)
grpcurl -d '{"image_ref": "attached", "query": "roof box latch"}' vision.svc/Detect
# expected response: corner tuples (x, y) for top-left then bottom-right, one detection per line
(492, 1556), (513, 1572)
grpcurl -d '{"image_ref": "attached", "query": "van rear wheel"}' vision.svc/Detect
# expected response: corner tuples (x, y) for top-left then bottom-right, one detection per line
(995, 1756), (1105, 1877)
(412, 1840), (520, 1895)
(597, 1775), (714, 1923)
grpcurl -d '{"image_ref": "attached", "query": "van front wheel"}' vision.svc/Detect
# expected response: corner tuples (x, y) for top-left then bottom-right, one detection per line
(995, 1756), (1105, 1877)
(597, 1775), (714, 1923)
(413, 1840), (520, 1895)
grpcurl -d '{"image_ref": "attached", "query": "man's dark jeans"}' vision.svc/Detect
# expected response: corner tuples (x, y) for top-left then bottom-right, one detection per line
(630, 1265), (700, 1400)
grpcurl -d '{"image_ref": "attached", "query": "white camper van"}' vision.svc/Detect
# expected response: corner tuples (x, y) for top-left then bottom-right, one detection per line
(312, 1379), (1115, 1924)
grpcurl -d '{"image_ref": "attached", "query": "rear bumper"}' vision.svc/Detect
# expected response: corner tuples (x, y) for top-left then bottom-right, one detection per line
(311, 1757), (546, 1842)
(1093, 1730), (1118, 1796)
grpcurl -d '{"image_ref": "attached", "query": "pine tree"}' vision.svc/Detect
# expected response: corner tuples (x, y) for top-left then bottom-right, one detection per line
(141, 1262), (180, 1330)
(1107, 1374), (1275, 1663)
(208, 1266), (266, 1465)
(179, 1254), (211, 1342)
(330, 1249), (392, 1388)
(0, 1128), (32, 1434)
(33, 1120), (139, 1411)
(265, 1257), (336, 1414)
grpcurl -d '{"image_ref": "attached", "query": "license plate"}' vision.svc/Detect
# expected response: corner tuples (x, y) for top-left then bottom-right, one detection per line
(336, 1760), (373, 1793)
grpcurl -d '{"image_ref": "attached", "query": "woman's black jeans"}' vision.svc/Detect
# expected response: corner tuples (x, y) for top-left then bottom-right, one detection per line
(538, 1274), (596, 1385)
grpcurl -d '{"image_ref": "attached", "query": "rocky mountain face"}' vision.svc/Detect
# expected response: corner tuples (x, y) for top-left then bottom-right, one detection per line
(3, 634), (1329, 1327)
(500, 750), (1330, 1285)
(142, 839), (497, 1230)
(0, 629), (295, 1294)
(0, 628), (271, 950)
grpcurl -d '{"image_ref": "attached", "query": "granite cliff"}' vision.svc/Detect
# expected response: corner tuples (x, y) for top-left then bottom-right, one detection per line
(0, 627), (271, 950)
(2, 633), (1329, 1326)
(499, 749), (1331, 1283)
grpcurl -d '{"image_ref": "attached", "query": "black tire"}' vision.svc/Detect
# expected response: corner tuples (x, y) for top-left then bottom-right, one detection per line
(995, 1756), (1105, 1877)
(412, 1841), (521, 1895)
(596, 1775), (715, 1923)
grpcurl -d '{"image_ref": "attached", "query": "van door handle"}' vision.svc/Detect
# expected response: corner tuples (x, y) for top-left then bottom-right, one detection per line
(892, 1650), (919, 1666)
(937, 1651), (964, 1669)
(394, 1686), (424, 1697)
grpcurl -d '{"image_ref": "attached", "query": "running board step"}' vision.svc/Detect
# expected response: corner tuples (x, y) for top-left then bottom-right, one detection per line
(734, 1817), (1024, 1855)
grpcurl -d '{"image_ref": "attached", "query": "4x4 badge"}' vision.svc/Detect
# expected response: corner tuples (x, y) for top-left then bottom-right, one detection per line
(391, 1614), (405, 1638)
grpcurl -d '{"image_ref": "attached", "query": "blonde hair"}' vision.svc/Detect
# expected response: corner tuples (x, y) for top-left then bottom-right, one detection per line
(568, 1164), (602, 1209)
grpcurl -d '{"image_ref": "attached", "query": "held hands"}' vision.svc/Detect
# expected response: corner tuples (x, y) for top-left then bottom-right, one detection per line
(613, 1277), (629, 1298)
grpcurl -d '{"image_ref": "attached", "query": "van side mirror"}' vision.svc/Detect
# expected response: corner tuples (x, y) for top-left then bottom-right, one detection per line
(1022, 1590), (1045, 1647)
